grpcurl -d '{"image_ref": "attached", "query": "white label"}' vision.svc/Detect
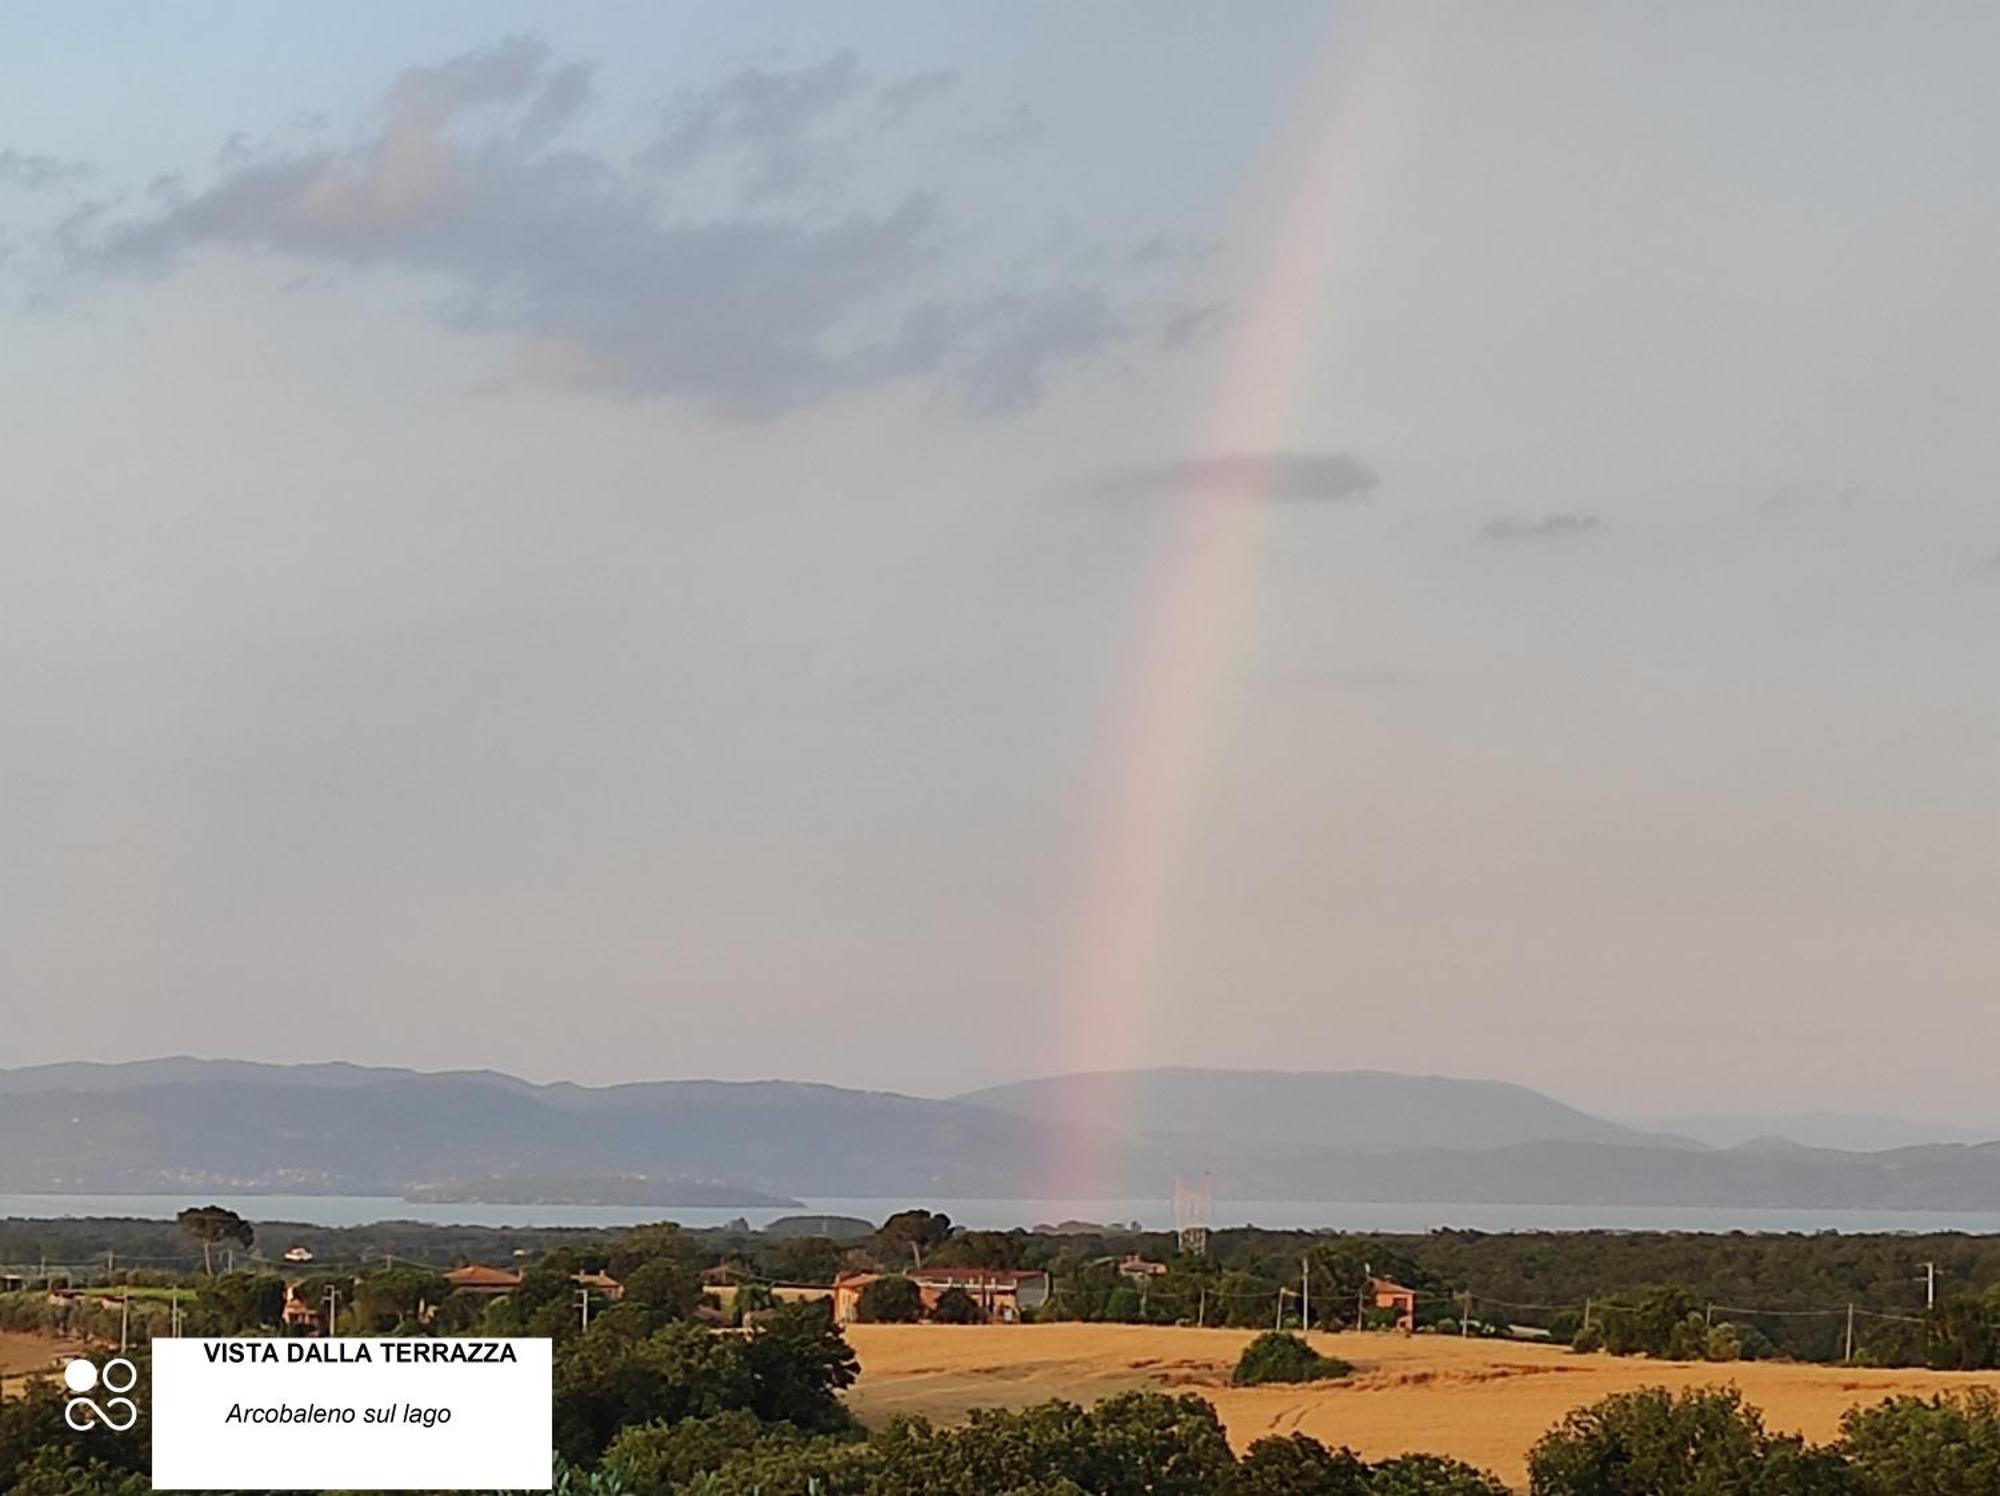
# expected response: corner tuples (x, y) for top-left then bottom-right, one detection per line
(150, 1338), (552, 1491)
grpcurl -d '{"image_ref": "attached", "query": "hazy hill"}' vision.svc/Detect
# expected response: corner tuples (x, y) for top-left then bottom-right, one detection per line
(0, 1062), (1147, 1198)
(7, 1058), (2000, 1211)
(956, 1068), (1687, 1153)
(1631, 1111), (1998, 1153)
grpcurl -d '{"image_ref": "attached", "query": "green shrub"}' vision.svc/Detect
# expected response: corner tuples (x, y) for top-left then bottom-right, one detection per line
(855, 1275), (923, 1324)
(1230, 1331), (1353, 1387)
(931, 1285), (983, 1324)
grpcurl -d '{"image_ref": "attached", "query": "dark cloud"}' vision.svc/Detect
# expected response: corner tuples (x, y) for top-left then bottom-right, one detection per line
(65, 38), (1138, 419)
(1479, 512), (1601, 543)
(1095, 451), (1379, 503)
(0, 149), (91, 191)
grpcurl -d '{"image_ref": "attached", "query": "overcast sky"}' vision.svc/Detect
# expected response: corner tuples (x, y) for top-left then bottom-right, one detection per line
(2, 3), (1995, 1124)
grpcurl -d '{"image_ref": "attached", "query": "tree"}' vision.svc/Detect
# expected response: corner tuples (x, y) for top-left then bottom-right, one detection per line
(176, 1205), (253, 1276)
(602, 1410), (797, 1491)
(1839, 1389), (2000, 1495)
(620, 1258), (705, 1322)
(731, 1282), (778, 1325)
(856, 1275), (924, 1324)
(192, 1272), (286, 1333)
(737, 1300), (859, 1431)
(1231, 1433), (1372, 1495)
(1369, 1455), (1513, 1495)
(876, 1210), (952, 1269)
(350, 1266), (450, 1333)
(1231, 1331), (1352, 1387)
(1528, 1386), (1855, 1495)
(932, 1285), (984, 1324)
(551, 1301), (856, 1465)
(774, 1234), (844, 1286)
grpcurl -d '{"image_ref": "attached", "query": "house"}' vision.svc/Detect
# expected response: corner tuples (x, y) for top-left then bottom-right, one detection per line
(283, 1245), (315, 1264)
(282, 1281), (325, 1335)
(572, 1270), (624, 1303)
(1117, 1254), (1168, 1280)
(445, 1264), (524, 1295)
(832, 1268), (1051, 1326)
(1370, 1275), (1418, 1332)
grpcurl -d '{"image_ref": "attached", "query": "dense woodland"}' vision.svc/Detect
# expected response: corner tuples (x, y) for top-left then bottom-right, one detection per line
(14, 1211), (2000, 1492)
(10, 1212), (2000, 1366)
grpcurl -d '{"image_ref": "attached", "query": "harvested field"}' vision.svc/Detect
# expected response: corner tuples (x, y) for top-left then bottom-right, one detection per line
(844, 1323), (2000, 1490)
(0, 1330), (79, 1399)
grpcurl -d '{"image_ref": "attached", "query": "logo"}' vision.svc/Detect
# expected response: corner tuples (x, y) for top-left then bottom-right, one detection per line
(63, 1356), (140, 1432)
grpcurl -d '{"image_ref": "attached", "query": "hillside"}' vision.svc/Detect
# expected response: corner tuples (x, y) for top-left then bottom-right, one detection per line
(956, 1068), (1685, 1153)
(6, 1059), (2000, 1210)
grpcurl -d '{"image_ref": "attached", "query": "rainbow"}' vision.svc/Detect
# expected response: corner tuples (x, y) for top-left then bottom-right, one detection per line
(1046, 8), (1423, 1199)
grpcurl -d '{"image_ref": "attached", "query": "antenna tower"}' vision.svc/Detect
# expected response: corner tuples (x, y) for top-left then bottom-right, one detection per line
(1173, 1174), (1212, 1256)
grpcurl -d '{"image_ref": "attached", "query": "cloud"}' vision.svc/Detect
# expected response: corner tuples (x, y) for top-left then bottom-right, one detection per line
(63, 38), (1139, 419)
(1977, 550), (2000, 578)
(0, 150), (91, 192)
(638, 51), (865, 200)
(1479, 512), (1601, 543)
(1094, 451), (1379, 503)
(877, 70), (960, 125)
(1156, 302), (1226, 350)
(1280, 664), (1414, 695)
(1129, 233), (1218, 268)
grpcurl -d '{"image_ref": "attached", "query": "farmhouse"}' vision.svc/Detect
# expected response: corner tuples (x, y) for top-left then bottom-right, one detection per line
(832, 1268), (1050, 1325)
(281, 1281), (324, 1335)
(1370, 1274), (1418, 1332)
(445, 1264), (524, 1295)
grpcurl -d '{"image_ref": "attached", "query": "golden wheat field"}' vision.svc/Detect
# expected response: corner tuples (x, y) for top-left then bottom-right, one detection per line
(843, 1323), (2000, 1490)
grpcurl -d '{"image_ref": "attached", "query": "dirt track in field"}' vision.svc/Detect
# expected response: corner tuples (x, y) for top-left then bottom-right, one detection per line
(844, 1323), (2000, 1489)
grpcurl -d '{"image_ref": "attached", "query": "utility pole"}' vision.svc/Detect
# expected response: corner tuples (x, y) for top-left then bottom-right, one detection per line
(120, 1291), (130, 1353)
(580, 1288), (592, 1332)
(1704, 1304), (1714, 1330)
(1921, 1262), (1939, 1348)
(1583, 1297), (1593, 1333)
(1461, 1290), (1472, 1338)
(324, 1286), (340, 1337)
(1301, 1258), (1311, 1333)
(1358, 1262), (1370, 1331)
(1845, 1304), (1856, 1364)
(1196, 1283), (1205, 1329)
(1274, 1287), (1284, 1333)
(170, 1287), (181, 1337)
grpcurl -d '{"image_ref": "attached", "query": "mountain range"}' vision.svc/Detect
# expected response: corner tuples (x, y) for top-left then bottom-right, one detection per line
(3, 1058), (1997, 1212)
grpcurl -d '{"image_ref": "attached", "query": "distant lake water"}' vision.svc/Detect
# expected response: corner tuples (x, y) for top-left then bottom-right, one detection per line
(8, 1194), (2000, 1235)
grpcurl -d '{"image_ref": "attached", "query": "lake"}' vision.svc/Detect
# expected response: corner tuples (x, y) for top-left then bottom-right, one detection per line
(7, 1194), (2000, 1234)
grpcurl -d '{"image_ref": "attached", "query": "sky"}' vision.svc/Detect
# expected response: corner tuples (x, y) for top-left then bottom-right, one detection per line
(1, 3), (1996, 1125)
